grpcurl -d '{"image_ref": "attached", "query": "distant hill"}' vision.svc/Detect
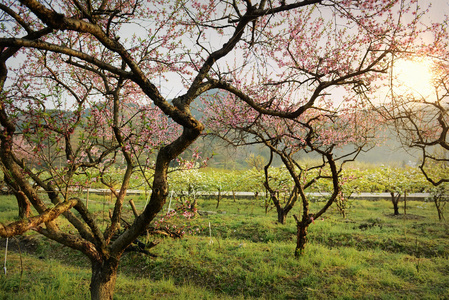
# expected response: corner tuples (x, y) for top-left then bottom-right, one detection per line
(352, 143), (419, 166)
(195, 134), (420, 170)
(20, 92), (418, 171)
(191, 90), (420, 169)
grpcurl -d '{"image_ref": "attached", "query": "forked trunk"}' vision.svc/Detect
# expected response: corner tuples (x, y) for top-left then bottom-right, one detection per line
(90, 258), (119, 300)
(390, 192), (401, 216)
(277, 187), (297, 224)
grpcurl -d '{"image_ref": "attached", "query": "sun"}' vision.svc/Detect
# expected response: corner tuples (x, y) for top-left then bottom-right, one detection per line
(393, 58), (435, 98)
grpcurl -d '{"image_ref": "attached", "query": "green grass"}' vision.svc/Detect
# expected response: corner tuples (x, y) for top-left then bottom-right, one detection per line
(1, 195), (448, 299)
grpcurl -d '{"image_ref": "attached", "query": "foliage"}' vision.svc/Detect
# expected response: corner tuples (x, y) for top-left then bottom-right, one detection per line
(245, 154), (266, 171)
(365, 166), (428, 194)
(169, 168), (206, 197)
(0, 0), (441, 298)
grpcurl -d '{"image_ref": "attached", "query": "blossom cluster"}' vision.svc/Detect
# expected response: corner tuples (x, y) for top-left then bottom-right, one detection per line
(153, 199), (202, 237)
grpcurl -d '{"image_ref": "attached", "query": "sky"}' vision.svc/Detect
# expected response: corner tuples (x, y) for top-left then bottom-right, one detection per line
(160, 0), (449, 100)
(424, 0), (448, 22)
(3, 0), (449, 102)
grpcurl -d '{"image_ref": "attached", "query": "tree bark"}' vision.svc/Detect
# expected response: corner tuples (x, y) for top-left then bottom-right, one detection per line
(403, 191), (407, 215)
(294, 218), (309, 257)
(216, 188), (221, 209)
(90, 258), (119, 300)
(277, 207), (287, 224)
(129, 199), (139, 218)
(434, 197), (445, 221)
(0, 199), (78, 237)
(393, 202), (400, 215)
(390, 192), (401, 216)
(4, 173), (31, 219)
(16, 191), (30, 219)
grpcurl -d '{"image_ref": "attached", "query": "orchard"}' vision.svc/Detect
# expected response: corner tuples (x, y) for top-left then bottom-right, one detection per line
(0, 0), (448, 299)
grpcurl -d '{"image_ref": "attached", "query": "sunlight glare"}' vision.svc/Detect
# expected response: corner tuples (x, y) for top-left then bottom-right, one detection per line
(394, 58), (435, 98)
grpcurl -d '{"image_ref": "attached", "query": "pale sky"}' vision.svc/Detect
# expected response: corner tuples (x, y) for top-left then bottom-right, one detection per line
(4, 0), (448, 102)
(425, 0), (448, 22)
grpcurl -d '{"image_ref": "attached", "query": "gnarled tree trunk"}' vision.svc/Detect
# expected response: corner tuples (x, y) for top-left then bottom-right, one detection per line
(294, 215), (311, 257)
(90, 258), (120, 300)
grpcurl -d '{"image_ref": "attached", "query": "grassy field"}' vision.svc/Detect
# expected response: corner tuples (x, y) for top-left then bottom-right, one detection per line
(0, 194), (448, 299)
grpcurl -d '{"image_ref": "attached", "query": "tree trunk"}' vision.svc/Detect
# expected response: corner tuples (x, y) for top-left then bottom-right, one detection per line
(265, 195), (269, 215)
(403, 191), (407, 215)
(90, 258), (119, 300)
(277, 207), (287, 224)
(434, 198), (445, 221)
(393, 201), (400, 215)
(295, 220), (309, 257)
(216, 188), (221, 209)
(191, 197), (198, 215)
(390, 192), (401, 216)
(437, 208), (444, 221)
